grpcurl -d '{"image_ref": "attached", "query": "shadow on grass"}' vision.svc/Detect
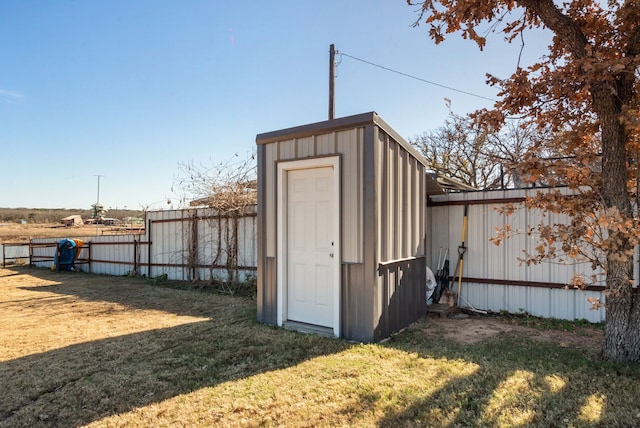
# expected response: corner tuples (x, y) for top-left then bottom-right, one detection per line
(13, 266), (230, 319)
(3, 266), (640, 427)
(376, 328), (640, 427)
(0, 267), (352, 427)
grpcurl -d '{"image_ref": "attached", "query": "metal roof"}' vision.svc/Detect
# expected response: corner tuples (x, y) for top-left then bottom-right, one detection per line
(256, 111), (444, 195)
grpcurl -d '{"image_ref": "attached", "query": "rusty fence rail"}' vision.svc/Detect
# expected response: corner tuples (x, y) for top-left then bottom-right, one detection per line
(1, 243), (30, 267)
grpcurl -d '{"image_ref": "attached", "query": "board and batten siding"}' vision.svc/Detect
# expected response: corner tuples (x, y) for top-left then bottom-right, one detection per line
(257, 125), (366, 328)
(373, 127), (427, 340)
(428, 188), (609, 323)
(261, 128), (364, 262)
(257, 112), (433, 341)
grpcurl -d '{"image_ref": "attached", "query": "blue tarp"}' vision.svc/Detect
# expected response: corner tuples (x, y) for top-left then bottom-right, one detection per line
(54, 238), (77, 271)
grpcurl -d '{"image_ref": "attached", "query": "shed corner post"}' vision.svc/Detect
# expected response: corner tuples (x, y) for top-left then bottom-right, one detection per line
(363, 123), (379, 341)
(256, 143), (266, 323)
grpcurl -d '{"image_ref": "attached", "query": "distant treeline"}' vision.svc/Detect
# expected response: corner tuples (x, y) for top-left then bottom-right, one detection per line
(0, 208), (144, 224)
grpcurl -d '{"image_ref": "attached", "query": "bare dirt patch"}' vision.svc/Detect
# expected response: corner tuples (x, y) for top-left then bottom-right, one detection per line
(417, 312), (604, 352)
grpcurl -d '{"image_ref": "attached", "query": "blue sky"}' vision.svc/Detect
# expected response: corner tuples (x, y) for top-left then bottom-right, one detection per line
(0, 1), (550, 210)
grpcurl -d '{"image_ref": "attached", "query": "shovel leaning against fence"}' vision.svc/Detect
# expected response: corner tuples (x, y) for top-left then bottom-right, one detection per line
(438, 205), (467, 306)
(447, 204), (487, 314)
(455, 204), (468, 306)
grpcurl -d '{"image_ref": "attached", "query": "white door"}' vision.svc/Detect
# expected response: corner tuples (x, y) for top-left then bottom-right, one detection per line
(286, 167), (334, 327)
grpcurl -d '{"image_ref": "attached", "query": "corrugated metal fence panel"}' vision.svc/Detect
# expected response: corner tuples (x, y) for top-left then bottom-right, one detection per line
(1, 243), (30, 263)
(30, 236), (94, 271)
(146, 208), (258, 282)
(459, 283), (605, 323)
(30, 237), (58, 269)
(90, 234), (139, 276)
(237, 207), (258, 272)
(209, 217), (232, 281)
(149, 210), (185, 280)
(200, 210), (222, 281)
(430, 189), (607, 321)
(24, 209), (257, 282)
(196, 211), (216, 281)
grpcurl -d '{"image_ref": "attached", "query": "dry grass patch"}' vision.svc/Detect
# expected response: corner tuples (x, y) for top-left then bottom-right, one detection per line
(0, 223), (142, 243)
(1, 266), (640, 427)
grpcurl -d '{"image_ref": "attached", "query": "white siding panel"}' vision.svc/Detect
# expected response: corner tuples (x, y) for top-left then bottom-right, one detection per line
(1, 243), (29, 261)
(528, 287), (552, 318)
(428, 206), (451, 270)
(526, 208), (548, 282)
(464, 203), (482, 279)
(199, 216), (216, 276)
(505, 204), (528, 282)
(429, 188), (609, 322)
(505, 285), (528, 313)
(486, 204), (506, 281)
(550, 288), (575, 319)
(460, 282), (486, 311)
(238, 212), (258, 269)
(19, 208), (253, 281)
(577, 290), (606, 322)
(484, 284), (506, 312)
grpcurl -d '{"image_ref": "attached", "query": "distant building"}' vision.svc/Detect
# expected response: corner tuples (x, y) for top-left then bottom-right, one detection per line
(60, 215), (84, 227)
(101, 218), (116, 226)
(123, 217), (144, 225)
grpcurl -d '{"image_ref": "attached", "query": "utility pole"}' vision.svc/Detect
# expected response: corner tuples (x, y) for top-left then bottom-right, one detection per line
(93, 175), (104, 235)
(94, 174), (104, 206)
(329, 44), (336, 120)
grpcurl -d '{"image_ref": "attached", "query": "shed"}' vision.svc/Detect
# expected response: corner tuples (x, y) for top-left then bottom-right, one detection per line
(256, 112), (442, 342)
(60, 215), (84, 226)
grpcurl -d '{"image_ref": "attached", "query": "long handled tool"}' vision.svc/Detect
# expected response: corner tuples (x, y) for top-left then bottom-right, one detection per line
(455, 204), (468, 306)
(433, 247), (448, 303)
(449, 206), (486, 314)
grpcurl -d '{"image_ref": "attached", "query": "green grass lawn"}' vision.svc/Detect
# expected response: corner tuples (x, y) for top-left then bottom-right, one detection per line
(1, 266), (639, 427)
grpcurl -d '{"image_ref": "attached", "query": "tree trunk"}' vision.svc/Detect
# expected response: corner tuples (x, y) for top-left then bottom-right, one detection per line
(603, 259), (640, 362)
(593, 81), (640, 362)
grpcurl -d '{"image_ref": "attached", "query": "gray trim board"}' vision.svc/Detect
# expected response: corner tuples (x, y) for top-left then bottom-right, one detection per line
(256, 112), (442, 196)
(257, 112), (425, 167)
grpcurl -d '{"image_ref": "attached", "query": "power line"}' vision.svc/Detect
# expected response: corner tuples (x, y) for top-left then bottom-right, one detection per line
(337, 51), (497, 103)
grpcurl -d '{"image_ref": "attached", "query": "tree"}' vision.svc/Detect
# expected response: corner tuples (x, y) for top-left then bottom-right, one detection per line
(173, 152), (257, 285)
(408, 0), (640, 362)
(411, 112), (540, 189)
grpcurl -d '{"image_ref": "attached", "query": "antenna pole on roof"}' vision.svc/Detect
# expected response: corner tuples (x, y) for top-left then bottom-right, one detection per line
(329, 44), (335, 120)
